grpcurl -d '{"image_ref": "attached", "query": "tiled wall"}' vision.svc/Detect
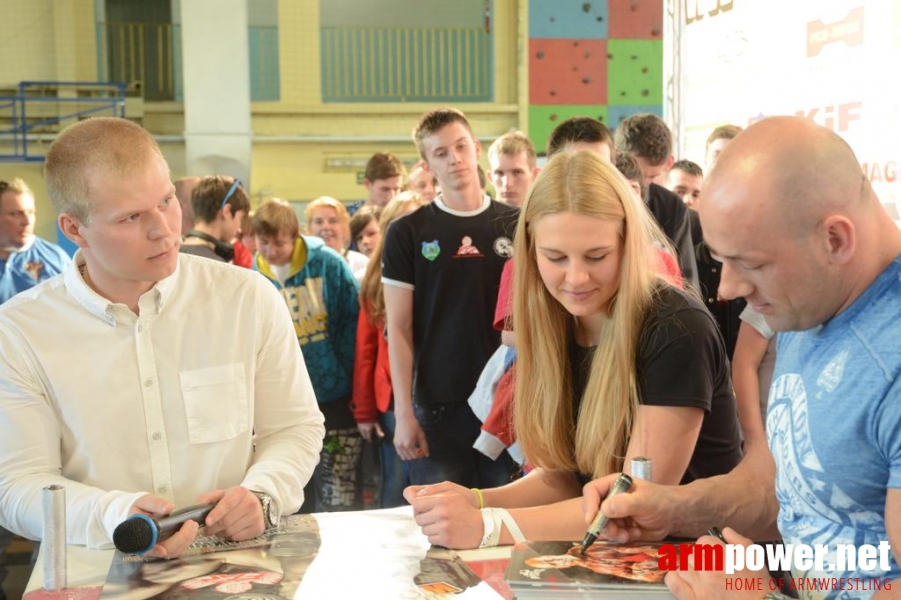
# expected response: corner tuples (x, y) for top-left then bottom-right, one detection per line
(527, 0), (663, 152)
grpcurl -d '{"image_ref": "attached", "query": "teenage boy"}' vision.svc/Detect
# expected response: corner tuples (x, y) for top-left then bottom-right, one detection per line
(252, 201), (363, 512)
(667, 159), (704, 244)
(381, 108), (519, 488)
(408, 160), (437, 202)
(348, 152), (406, 215)
(705, 124), (742, 171)
(0, 117), (324, 556)
(546, 116), (615, 161)
(0, 178), (71, 304)
(180, 175), (249, 263)
(615, 113), (698, 287)
(488, 131), (540, 208)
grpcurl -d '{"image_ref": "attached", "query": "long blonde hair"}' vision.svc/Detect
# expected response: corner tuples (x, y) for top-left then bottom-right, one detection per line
(513, 151), (673, 478)
(359, 192), (426, 325)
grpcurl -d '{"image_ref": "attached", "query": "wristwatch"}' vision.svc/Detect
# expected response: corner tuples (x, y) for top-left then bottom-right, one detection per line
(251, 491), (278, 529)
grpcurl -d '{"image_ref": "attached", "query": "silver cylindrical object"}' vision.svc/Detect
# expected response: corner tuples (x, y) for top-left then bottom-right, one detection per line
(630, 457), (653, 482)
(42, 484), (67, 591)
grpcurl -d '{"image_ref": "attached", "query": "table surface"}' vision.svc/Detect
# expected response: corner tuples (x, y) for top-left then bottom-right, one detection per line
(25, 525), (514, 598)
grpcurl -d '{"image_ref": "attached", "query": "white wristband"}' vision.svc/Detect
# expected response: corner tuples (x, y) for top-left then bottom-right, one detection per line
(496, 508), (526, 543)
(478, 508), (525, 548)
(479, 508), (500, 548)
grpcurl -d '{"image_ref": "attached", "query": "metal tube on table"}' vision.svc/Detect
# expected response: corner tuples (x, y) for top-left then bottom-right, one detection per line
(630, 457), (653, 482)
(42, 484), (67, 591)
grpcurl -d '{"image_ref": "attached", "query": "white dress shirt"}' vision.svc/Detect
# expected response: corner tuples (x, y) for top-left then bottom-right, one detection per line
(0, 252), (324, 548)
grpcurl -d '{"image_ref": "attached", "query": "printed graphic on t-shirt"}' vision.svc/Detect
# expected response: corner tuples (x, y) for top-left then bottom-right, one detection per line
(422, 240), (441, 261)
(25, 260), (44, 282)
(281, 277), (328, 345)
(454, 236), (483, 258)
(494, 236), (514, 258)
(768, 370), (886, 585)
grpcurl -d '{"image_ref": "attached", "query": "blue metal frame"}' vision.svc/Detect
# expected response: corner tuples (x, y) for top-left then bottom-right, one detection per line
(0, 81), (126, 163)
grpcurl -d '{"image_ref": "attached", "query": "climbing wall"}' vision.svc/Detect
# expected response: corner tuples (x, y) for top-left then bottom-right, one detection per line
(528, 0), (663, 153)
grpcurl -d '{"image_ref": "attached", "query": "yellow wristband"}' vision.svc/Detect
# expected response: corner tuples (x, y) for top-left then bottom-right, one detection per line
(470, 487), (485, 509)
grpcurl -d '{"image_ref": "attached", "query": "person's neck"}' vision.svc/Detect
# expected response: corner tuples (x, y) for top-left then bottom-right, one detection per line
(188, 222), (225, 244)
(440, 183), (484, 212)
(834, 216), (901, 318)
(574, 313), (605, 347)
(80, 261), (154, 315)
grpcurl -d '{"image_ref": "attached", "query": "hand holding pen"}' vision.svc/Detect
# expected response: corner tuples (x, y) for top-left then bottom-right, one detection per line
(579, 472), (633, 554)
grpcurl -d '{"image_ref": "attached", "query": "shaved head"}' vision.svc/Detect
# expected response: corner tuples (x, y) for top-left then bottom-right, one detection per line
(705, 117), (869, 235)
(700, 116), (901, 332)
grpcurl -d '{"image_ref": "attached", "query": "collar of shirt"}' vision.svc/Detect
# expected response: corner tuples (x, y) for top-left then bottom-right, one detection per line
(64, 250), (181, 326)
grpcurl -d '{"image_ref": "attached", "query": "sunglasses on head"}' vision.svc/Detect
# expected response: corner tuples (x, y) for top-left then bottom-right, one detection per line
(220, 179), (242, 212)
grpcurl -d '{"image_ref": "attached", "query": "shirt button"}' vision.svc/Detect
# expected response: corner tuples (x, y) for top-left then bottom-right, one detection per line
(152, 431), (162, 441)
(158, 486), (167, 494)
(145, 379), (153, 387)
(137, 324), (143, 333)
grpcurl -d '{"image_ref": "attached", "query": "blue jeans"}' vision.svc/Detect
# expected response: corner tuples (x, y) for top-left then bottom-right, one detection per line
(408, 402), (519, 489)
(378, 410), (409, 508)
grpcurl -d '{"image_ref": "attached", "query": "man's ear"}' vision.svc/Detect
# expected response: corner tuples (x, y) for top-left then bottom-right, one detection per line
(474, 139), (482, 159)
(665, 155), (675, 170)
(363, 178), (373, 192)
(59, 213), (89, 249)
(821, 214), (855, 265)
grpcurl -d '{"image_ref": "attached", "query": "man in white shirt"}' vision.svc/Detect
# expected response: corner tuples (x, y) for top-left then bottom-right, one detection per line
(0, 117), (324, 558)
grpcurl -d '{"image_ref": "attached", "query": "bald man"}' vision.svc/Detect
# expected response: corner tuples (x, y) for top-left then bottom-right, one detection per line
(582, 117), (901, 598)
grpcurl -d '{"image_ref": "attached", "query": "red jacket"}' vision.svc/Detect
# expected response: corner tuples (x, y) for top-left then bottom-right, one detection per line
(351, 301), (393, 423)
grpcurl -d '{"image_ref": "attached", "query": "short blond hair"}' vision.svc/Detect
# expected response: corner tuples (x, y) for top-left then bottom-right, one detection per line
(44, 117), (166, 224)
(489, 130), (538, 169)
(0, 179), (34, 215)
(304, 196), (351, 247)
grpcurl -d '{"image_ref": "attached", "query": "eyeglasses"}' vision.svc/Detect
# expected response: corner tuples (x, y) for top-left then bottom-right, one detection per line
(220, 179), (242, 212)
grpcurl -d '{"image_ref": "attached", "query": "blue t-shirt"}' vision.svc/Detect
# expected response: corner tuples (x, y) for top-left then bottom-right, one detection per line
(0, 237), (71, 304)
(768, 256), (901, 597)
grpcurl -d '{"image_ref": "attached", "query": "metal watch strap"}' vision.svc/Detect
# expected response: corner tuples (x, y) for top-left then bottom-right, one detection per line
(251, 491), (277, 528)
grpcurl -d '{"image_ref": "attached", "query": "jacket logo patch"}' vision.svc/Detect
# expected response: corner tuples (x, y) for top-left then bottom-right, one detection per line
(421, 240), (441, 261)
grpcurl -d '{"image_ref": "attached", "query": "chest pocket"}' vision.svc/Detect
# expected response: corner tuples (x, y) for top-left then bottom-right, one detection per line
(180, 364), (249, 444)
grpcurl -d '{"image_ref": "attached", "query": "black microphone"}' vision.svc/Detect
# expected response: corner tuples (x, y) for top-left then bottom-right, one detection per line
(113, 503), (214, 555)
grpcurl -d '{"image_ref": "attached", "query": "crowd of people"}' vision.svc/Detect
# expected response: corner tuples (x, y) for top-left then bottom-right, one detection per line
(0, 106), (898, 600)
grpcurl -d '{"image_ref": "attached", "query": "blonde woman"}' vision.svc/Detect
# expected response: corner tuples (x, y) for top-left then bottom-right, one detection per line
(305, 196), (369, 278)
(404, 151), (741, 549)
(352, 192), (425, 508)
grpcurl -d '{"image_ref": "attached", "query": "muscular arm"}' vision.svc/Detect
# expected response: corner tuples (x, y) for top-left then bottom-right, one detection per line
(383, 284), (427, 460)
(588, 435), (780, 542)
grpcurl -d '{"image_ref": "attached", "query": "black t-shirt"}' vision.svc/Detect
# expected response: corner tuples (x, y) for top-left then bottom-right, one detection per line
(381, 198), (518, 406)
(570, 285), (742, 484)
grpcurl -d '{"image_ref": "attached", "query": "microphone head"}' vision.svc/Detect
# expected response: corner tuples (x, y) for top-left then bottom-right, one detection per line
(113, 514), (159, 554)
